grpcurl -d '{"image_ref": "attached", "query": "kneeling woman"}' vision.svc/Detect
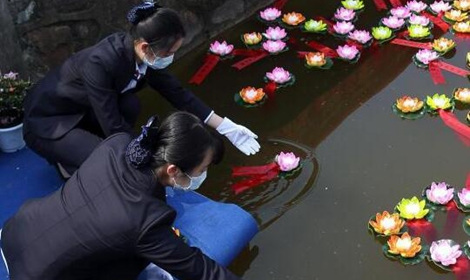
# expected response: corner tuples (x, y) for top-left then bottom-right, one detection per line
(1, 112), (240, 280)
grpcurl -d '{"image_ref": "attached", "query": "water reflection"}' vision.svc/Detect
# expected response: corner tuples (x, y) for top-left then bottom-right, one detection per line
(137, 0), (470, 278)
(220, 138), (319, 230)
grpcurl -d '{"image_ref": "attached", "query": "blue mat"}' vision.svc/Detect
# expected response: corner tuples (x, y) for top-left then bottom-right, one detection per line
(0, 148), (258, 279)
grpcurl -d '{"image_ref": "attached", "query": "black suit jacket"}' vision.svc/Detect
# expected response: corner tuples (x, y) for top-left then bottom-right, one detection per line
(2, 133), (240, 280)
(23, 32), (211, 139)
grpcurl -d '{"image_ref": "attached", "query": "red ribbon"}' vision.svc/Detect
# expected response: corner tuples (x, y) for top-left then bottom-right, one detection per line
(297, 51), (309, 58)
(232, 49), (265, 57)
(373, 0), (388, 11)
(264, 81), (277, 99)
(231, 162), (280, 194)
(443, 200), (460, 236)
(189, 54), (221, 85)
(305, 41), (338, 58)
(423, 12), (450, 33)
(428, 61), (446, 85)
(465, 173), (470, 190)
(453, 257), (470, 280)
(436, 61), (470, 77)
(388, 0), (403, 8)
(406, 219), (437, 243)
(232, 51), (269, 70)
(345, 40), (365, 52)
(439, 110), (470, 146)
(390, 38), (432, 49)
(273, 0), (288, 10)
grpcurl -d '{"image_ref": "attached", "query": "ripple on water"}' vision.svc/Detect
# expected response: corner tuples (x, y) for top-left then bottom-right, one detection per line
(220, 138), (319, 230)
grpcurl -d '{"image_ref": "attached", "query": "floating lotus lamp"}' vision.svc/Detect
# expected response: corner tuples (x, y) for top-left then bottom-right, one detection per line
(430, 1), (452, 14)
(454, 0), (470, 12)
(467, 52), (470, 68)
(303, 19), (327, 33)
(372, 26), (393, 41)
(444, 9), (469, 22)
(209, 41), (234, 56)
(275, 151), (300, 172)
(265, 67), (293, 84)
(425, 182), (454, 205)
(305, 52), (331, 68)
(458, 188), (470, 207)
(263, 26), (287, 41)
(426, 93), (453, 110)
(430, 240), (462, 267)
(453, 21), (470, 33)
(467, 111), (470, 123)
(259, 7), (282, 22)
(282, 12), (306, 26)
(387, 232), (422, 258)
(333, 21), (355, 35)
(262, 40), (287, 54)
(454, 88), (470, 103)
(406, 0), (428, 13)
(341, 0), (365, 10)
(391, 7), (412, 19)
(413, 49), (439, 66)
(369, 211), (405, 236)
(239, 87), (265, 104)
(396, 196), (430, 220)
(382, 16), (406, 29)
(395, 96), (424, 113)
(408, 14), (431, 26)
(242, 32), (263, 45)
(336, 44), (360, 62)
(408, 24), (431, 39)
(334, 7), (356, 21)
(432, 38), (456, 53)
(348, 30), (373, 44)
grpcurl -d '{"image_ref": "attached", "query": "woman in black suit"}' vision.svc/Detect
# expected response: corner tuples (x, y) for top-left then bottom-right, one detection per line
(2, 112), (241, 280)
(23, 2), (260, 176)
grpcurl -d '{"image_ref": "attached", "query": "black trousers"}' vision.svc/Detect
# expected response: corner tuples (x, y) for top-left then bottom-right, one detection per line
(24, 92), (141, 175)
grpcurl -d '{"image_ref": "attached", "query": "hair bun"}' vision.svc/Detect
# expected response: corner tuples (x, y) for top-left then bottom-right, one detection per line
(126, 115), (160, 168)
(127, 1), (162, 25)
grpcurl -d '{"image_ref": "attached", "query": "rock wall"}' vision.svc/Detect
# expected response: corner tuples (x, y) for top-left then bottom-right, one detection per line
(0, 0), (272, 79)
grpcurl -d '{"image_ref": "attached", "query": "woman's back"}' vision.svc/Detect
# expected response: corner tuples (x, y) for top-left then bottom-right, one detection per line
(2, 133), (172, 279)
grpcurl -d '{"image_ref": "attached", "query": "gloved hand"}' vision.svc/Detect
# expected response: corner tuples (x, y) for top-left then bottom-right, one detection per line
(216, 117), (261, 156)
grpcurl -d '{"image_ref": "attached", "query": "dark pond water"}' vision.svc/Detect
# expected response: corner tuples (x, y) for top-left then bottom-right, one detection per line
(138, 0), (470, 279)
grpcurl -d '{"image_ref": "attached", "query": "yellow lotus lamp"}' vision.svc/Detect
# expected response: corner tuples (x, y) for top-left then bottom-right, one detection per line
(396, 196), (429, 220)
(396, 96), (424, 113)
(454, 0), (470, 12)
(432, 38), (456, 53)
(454, 88), (470, 103)
(445, 9), (468, 21)
(305, 52), (327, 67)
(242, 32), (262, 45)
(453, 21), (470, 32)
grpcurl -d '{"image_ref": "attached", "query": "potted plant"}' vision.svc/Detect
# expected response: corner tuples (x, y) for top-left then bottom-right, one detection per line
(0, 71), (31, 153)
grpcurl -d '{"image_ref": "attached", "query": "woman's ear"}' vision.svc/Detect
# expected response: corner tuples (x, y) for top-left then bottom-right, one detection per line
(166, 164), (179, 178)
(134, 40), (149, 62)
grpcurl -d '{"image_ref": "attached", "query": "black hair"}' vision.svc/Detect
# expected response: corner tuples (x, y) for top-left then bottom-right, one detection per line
(126, 112), (224, 173)
(127, 2), (186, 53)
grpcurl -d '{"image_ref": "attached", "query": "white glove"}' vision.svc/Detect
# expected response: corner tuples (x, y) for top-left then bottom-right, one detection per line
(216, 117), (261, 156)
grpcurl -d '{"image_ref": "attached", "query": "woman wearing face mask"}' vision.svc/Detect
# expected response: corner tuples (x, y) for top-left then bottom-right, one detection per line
(1, 112), (242, 280)
(23, 1), (260, 178)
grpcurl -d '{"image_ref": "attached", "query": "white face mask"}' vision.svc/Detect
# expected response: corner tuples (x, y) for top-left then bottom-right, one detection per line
(173, 170), (207, 191)
(143, 48), (174, 70)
